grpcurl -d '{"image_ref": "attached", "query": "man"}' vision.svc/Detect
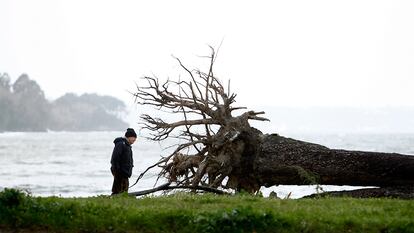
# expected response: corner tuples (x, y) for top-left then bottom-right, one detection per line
(110, 128), (137, 195)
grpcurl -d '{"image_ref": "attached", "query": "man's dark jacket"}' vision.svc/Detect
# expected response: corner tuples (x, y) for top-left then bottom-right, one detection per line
(110, 137), (134, 178)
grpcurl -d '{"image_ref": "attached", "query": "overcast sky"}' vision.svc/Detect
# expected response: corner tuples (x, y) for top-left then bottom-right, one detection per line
(1, 0), (414, 109)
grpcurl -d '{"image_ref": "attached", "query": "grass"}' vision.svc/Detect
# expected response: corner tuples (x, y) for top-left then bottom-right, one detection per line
(1, 188), (414, 233)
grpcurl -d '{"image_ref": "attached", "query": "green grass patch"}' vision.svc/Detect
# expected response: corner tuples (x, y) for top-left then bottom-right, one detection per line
(1, 188), (413, 232)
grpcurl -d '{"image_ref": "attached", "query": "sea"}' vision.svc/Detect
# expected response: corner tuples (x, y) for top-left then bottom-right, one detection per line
(1, 131), (413, 199)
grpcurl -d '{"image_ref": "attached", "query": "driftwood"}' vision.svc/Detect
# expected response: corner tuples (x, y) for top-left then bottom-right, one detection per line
(132, 48), (414, 198)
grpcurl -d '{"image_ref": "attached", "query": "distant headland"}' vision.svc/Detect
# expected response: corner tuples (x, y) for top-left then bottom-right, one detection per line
(0, 73), (128, 132)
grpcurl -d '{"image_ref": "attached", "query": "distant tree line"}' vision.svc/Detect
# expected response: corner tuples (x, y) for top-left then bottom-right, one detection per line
(0, 73), (128, 132)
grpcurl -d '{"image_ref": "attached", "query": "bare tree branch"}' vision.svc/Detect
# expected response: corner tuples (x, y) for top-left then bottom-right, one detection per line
(128, 183), (230, 196)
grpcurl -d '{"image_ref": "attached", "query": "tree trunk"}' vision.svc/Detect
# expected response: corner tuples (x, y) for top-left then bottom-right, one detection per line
(253, 133), (414, 188)
(133, 49), (414, 198)
(303, 186), (414, 199)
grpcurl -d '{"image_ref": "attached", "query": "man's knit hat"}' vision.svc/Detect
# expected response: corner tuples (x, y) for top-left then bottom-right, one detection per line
(125, 128), (137, 138)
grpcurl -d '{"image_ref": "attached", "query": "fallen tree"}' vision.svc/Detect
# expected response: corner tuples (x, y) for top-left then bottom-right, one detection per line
(257, 134), (414, 191)
(132, 48), (414, 198)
